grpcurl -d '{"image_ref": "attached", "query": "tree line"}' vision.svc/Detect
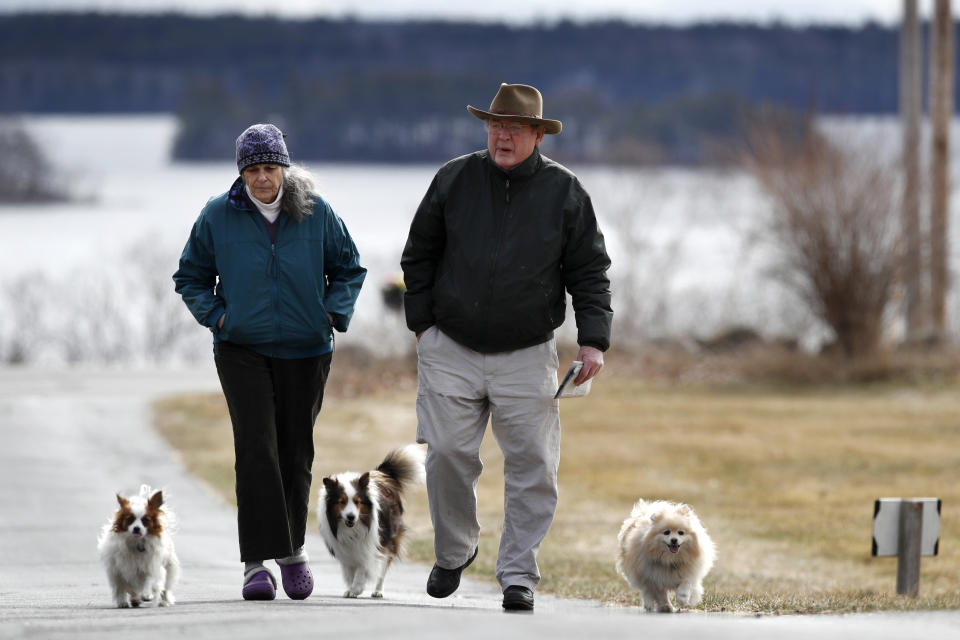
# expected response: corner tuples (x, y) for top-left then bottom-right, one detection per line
(0, 13), (929, 163)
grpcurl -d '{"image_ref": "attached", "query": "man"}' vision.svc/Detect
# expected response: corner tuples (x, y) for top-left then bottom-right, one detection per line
(401, 83), (612, 611)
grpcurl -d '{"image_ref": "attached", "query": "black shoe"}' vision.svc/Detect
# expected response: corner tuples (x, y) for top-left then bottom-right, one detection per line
(426, 547), (478, 598)
(502, 585), (534, 611)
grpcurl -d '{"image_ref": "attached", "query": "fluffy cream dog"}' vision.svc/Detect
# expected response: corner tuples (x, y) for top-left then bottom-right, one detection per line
(616, 499), (715, 612)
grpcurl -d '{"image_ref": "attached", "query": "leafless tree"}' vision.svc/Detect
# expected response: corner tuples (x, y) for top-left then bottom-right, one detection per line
(745, 127), (903, 358)
(0, 119), (67, 202)
(604, 176), (683, 348)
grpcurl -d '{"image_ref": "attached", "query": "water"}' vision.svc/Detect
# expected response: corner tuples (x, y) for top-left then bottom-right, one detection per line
(4, 113), (955, 363)
(4, 115), (755, 279)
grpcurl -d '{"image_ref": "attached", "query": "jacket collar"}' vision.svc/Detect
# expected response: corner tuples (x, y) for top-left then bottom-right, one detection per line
(486, 147), (542, 181)
(228, 176), (256, 211)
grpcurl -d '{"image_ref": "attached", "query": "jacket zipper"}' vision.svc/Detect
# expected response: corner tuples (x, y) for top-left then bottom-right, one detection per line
(271, 241), (281, 343)
(483, 177), (510, 345)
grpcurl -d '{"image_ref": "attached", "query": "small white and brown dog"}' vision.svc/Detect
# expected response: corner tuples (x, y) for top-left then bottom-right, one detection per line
(97, 485), (180, 608)
(616, 499), (715, 613)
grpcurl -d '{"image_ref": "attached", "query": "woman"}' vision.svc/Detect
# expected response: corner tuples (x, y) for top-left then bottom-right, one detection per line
(173, 123), (366, 601)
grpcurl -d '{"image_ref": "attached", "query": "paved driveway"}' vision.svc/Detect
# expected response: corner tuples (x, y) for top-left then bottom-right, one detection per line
(0, 366), (956, 639)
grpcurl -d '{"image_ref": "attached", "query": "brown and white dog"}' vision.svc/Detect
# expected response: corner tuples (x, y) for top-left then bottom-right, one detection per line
(318, 445), (425, 598)
(97, 485), (180, 608)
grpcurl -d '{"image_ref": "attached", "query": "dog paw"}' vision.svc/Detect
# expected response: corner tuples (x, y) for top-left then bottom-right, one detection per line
(116, 601), (131, 609)
(659, 603), (676, 613)
(676, 590), (691, 606)
(371, 591), (383, 598)
(691, 585), (704, 606)
(343, 590), (359, 598)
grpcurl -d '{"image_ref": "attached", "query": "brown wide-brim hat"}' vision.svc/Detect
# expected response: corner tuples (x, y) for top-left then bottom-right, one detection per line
(467, 83), (562, 134)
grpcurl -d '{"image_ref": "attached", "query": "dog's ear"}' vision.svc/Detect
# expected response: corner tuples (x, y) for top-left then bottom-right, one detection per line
(649, 510), (664, 523)
(147, 490), (164, 511)
(116, 494), (129, 509)
(677, 503), (693, 516)
(358, 472), (370, 490)
(323, 477), (336, 491)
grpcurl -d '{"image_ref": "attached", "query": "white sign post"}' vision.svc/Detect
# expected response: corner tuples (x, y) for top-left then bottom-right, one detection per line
(872, 498), (941, 597)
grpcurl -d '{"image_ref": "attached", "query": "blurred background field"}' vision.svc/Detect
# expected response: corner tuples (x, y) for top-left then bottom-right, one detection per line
(4, 113), (960, 365)
(4, 4), (960, 363)
(154, 345), (960, 613)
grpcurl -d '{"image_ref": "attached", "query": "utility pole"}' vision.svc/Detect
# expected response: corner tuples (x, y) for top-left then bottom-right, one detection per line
(901, 0), (924, 338)
(930, 0), (954, 337)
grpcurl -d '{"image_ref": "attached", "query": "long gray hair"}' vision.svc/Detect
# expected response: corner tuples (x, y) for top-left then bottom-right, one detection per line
(281, 163), (317, 222)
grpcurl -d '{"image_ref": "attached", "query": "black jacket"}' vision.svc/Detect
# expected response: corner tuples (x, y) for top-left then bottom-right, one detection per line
(401, 148), (612, 353)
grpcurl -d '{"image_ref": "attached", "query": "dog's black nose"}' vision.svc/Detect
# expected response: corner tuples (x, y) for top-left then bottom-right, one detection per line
(670, 538), (678, 544)
(133, 526), (142, 534)
(345, 515), (356, 526)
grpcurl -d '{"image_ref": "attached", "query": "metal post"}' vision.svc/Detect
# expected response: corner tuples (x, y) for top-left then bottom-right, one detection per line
(896, 500), (923, 596)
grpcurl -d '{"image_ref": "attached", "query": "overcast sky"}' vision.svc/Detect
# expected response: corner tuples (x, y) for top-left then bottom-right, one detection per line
(0, 0), (950, 25)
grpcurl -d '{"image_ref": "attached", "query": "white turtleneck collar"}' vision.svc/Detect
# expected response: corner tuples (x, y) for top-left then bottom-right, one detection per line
(245, 184), (283, 223)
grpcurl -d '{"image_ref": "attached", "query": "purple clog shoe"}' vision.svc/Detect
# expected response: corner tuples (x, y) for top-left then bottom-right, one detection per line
(279, 562), (314, 600)
(242, 569), (277, 601)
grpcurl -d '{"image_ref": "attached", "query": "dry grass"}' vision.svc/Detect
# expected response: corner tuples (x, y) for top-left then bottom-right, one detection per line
(154, 350), (960, 614)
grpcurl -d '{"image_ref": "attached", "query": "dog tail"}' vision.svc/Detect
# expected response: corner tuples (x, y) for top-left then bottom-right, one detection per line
(376, 444), (426, 493)
(630, 498), (650, 518)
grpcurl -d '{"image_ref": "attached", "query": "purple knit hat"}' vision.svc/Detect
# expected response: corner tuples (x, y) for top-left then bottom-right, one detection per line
(235, 123), (291, 173)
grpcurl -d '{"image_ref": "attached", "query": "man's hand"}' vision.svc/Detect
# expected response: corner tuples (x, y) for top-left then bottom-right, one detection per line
(574, 345), (603, 385)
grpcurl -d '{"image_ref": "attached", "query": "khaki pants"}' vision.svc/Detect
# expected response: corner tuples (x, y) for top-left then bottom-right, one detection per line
(415, 326), (560, 591)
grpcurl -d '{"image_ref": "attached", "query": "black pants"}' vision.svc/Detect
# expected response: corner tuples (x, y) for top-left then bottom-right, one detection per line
(214, 342), (332, 562)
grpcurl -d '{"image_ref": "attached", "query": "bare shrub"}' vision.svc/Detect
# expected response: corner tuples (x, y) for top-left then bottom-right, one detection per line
(604, 175), (683, 348)
(0, 236), (212, 365)
(124, 237), (210, 362)
(745, 127), (903, 358)
(0, 272), (52, 363)
(56, 268), (133, 363)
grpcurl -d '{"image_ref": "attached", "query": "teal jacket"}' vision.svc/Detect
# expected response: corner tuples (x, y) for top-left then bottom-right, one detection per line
(174, 178), (366, 358)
